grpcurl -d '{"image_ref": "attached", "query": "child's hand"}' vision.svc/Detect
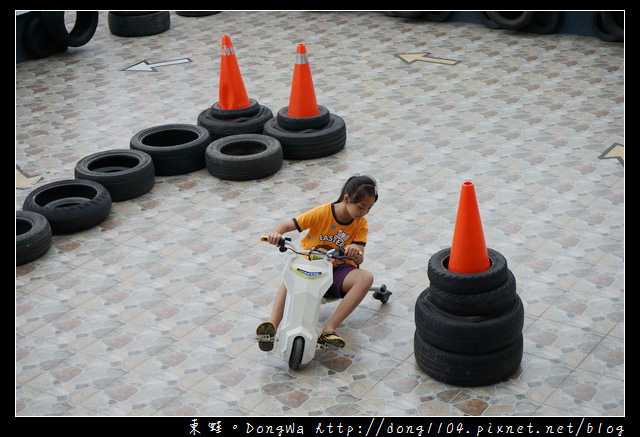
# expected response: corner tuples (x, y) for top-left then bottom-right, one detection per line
(344, 244), (364, 263)
(266, 231), (283, 246)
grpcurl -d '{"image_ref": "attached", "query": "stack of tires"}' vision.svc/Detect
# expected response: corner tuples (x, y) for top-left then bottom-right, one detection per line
(197, 99), (274, 144)
(414, 247), (524, 386)
(22, 11), (99, 60)
(477, 11), (563, 34)
(591, 11), (624, 42)
(262, 105), (347, 160)
(108, 11), (170, 37)
(17, 147), (157, 265)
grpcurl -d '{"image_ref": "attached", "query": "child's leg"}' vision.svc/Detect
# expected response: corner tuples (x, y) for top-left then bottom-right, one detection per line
(257, 282), (287, 351)
(321, 268), (374, 333)
(269, 282), (287, 329)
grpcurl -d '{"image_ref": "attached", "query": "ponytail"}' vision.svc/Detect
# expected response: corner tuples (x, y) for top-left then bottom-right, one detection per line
(336, 175), (378, 203)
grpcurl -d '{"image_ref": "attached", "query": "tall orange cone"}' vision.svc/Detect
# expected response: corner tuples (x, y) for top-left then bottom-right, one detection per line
(218, 35), (251, 110)
(287, 43), (320, 118)
(448, 181), (491, 274)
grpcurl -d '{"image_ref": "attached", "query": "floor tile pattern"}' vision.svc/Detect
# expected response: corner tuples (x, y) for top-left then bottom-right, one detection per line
(16, 11), (623, 416)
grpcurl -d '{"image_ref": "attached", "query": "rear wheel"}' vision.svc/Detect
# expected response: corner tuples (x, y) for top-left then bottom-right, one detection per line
(289, 336), (305, 370)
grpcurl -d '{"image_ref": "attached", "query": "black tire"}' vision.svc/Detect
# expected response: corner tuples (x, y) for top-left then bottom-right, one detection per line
(422, 12), (451, 22)
(74, 149), (155, 201)
(108, 11), (170, 37)
(600, 11), (624, 41)
(130, 124), (211, 176)
(40, 11), (99, 47)
(276, 105), (330, 131)
(205, 134), (283, 181)
(176, 11), (220, 17)
(16, 210), (52, 266)
(384, 12), (423, 19)
(414, 288), (524, 354)
(208, 99), (261, 120)
(197, 105), (273, 141)
(23, 15), (67, 59)
(427, 247), (508, 294)
(414, 330), (523, 387)
(476, 12), (501, 29)
(108, 11), (154, 16)
(289, 336), (305, 370)
(428, 270), (517, 317)
(524, 11), (562, 34)
(591, 12), (620, 42)
(486, 11), (535, 31)
(22, 179), (112, 235)
(262, 113), (346, 160)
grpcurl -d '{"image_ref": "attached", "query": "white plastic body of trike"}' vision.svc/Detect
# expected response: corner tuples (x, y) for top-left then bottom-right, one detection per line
(275, 251), (333, 368)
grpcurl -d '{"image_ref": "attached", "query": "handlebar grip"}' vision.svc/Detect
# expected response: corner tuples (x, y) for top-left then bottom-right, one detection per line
(260, 235), (291, 245)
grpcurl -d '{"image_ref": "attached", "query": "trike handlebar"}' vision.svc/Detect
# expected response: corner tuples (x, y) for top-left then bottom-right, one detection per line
(260, 235), (358, 261)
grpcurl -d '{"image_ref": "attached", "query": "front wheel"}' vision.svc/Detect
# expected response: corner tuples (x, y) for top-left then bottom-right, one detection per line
(289, 336), (305, 370)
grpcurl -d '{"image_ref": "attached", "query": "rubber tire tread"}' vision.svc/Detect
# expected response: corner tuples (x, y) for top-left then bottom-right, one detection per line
(197, 105), (274, 141)
(40, 11), (99, 47)
(205, 134), (283, 181)
(108, 11), (170, 37)
(262, 113), (346, 160)
(428, 269), (517, 316)
(476, 12), (501, 29)
(74, 149), (155, 201)
(427, 247), (508, 294)
(176, 11), (220, 17)
(600, 11), (624, 40)
(22, 179), (112, 235)
(130, 124), (212, 176)
(591, 13), (620, 42)
(486, 11), (535, 30)
(289, 336), (305, 370)
(414, 288), (524, 354)
(276, 105), (330, 131)
(208, 99), (261, 120)
(16, 210), (52, 266)
(414, 330), (523, 387)
(422, 12), (451, 22)
(23, 15), (67, 59)
(525, 11), (562, 34)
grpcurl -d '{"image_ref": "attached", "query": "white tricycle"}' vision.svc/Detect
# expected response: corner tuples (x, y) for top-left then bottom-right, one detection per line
(259, 236), (391, 370)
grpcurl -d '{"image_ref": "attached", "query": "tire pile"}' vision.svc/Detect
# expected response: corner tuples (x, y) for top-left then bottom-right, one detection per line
(22, 11), (99, 60)
(414, 247), (524, 386)
(108, 11), (171, 38)
(17, 32), (348, 265)
(384, 11), (623, 41)
(476, 11), (564, 34)
(16, 121), (276, 265)
(478, 11), (623, 41)
(263, 105), (347, 161)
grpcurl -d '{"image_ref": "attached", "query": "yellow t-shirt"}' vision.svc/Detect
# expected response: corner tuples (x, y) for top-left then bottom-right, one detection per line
(293, 203), (368, 265)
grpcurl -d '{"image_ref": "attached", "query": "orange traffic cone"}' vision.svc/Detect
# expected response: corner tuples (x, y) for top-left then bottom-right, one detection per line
(448, 181), (491, 274)
(287, 43), (320, 118)
(218, 35), (251, 110)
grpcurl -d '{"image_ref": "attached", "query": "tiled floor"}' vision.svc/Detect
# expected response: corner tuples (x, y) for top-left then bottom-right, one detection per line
(16, 11), (624, 417)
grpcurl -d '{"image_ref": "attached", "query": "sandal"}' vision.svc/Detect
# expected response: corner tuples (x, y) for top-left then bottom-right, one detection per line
(256, 321), (275, 351)
(317, 330), (346, 348)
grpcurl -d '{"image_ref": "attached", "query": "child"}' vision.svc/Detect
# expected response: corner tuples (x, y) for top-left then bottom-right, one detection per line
(257, 174), (378, 350)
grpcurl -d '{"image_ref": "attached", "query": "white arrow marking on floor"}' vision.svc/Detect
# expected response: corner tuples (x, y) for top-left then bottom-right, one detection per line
(397, 53), (459, 65)
(16, 166), (41, 188)
(123, 58), (192, 72)
(599, 143), (624, 166)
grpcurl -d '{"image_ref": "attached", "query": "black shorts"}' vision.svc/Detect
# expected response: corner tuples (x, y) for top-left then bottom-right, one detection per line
(324, 263), (357, 299)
